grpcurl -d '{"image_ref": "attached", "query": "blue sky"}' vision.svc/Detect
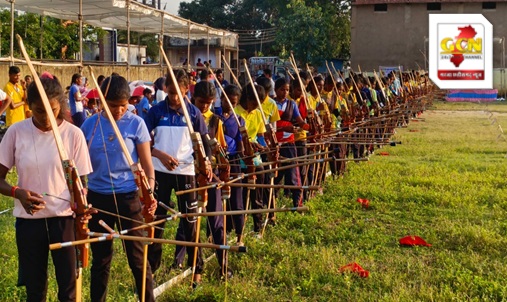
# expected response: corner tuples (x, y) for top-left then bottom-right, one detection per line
(162, 0), (190, 15)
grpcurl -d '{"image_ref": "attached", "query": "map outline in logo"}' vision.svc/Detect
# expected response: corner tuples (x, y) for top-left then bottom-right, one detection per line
(429, 14), (492, 89)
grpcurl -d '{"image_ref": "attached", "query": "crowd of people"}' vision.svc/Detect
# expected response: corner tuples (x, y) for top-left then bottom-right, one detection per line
(0, 63), (429, 301)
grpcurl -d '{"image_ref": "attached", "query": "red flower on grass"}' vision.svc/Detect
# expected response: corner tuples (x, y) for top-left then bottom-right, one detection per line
(340, 262), (369, 278)
(357, 198), (369, 208)
(399, 235), (431, 247)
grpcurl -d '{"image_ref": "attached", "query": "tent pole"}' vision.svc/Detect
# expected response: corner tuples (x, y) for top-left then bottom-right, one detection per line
(187, 21), (190, 72)
(10, 0), (14, 66)
(160, 13), (164, 76)
(235, 36), (239, 83)
(207, 27), (209, 66)
(222, 34), (225, 71)
(126, 0), (131, 81)
(79, 0), (83, 72)
(40, 14), (43, 60)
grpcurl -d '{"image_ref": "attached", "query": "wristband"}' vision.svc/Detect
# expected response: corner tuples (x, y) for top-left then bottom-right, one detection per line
(11, 186), (19, 198)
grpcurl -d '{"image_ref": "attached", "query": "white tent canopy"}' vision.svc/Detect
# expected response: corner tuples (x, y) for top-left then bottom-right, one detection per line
(0, 0), (236, 39)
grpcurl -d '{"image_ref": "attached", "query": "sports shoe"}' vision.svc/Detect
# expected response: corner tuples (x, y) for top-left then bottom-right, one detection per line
(220, 268), (234, 280)
(170, 262), (183, 271)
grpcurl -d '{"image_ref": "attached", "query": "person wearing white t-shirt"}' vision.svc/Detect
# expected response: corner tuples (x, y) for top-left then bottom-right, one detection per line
(154, 76), (167, 106)
(0, 88), (13, 116)
(0, 73), (93, 301)
(69, 73), (88, 127)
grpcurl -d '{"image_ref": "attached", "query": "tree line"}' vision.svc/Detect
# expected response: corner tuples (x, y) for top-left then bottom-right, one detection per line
(179, 0), (351, 65)
(0, 0), (351, 65)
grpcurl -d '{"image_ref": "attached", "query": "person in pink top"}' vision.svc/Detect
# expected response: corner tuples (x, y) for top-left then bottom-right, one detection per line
(0, 73), (93, 301)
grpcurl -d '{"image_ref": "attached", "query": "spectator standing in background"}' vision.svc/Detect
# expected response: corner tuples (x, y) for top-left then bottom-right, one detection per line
(4, 66), (27, 126)
(68, 73), (88, 127)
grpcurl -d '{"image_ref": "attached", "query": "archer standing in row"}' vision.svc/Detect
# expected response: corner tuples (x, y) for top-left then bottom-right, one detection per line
(192, 80), (232, 279)
(220, 84), (246, 244)
(274, 78), (308, 207)
(81, 75), (156, 302)
(0, 73), (92, 301)
(145, 70), (211, 286)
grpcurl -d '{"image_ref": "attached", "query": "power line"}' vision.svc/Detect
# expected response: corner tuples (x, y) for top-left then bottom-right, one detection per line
(230, 27), (277, 33)
(239, 38), (276, 46)
(238, 35), (277, 42)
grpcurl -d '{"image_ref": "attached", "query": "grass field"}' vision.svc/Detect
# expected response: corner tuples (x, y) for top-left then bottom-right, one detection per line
(1, 100), (507, 301)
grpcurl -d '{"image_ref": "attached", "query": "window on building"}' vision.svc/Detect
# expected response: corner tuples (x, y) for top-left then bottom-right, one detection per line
(374, 4), (387, 12)
(482, 2), (496, 9)
(427, 3), (441, 11)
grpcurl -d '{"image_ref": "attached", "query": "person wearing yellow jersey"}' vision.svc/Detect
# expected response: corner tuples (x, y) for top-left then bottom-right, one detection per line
(234, 84), (266, 235)
(255, 77), (280, 128)
(4, 66), (27, 126)
(234, 88), (266, 148)
(323, 76), (343, 129)
(309, 75), (335, 130)
(191, 80), (233, 279)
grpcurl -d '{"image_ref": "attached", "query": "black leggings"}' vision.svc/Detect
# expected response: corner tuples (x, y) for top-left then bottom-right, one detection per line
(16, 216), (76, 302)
(87, 190), (154, 302)
(148, 171), (204, 274)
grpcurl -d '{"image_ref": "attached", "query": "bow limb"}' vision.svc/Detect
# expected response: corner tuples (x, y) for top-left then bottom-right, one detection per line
(289, 54), (323, 139)
(306, 63), (333, 132)
(221, 55), (241, 87)
(16, 35), (90, 302)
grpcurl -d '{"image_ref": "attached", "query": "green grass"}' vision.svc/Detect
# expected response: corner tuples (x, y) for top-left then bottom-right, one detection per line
(1, 101), (507, 301)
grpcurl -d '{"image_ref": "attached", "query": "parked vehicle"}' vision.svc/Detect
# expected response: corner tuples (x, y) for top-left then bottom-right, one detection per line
(248, 56), (288, 80)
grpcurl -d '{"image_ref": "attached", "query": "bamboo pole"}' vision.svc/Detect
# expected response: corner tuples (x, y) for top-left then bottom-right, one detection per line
(51, 231), (247, 253)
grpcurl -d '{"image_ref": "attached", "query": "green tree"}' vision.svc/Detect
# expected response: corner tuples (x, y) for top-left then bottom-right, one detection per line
(0, 10), (103, 60)
(177, 0), (351, 62)
(179, 0), (281, 57)
(117, 30), (159, 62)
(276, 0), (329, 65)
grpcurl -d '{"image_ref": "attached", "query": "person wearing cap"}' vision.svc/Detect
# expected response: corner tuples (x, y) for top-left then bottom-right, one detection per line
(136, 88), (152, 120)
